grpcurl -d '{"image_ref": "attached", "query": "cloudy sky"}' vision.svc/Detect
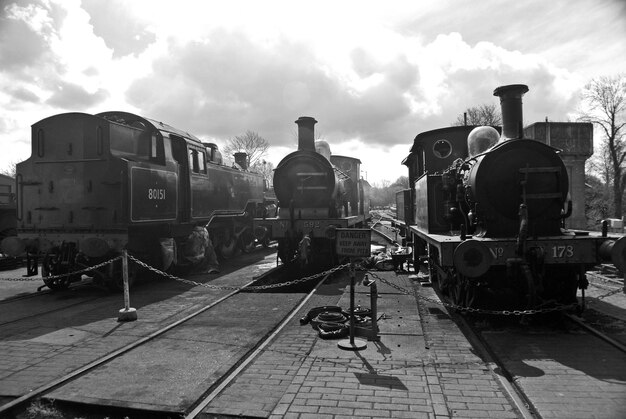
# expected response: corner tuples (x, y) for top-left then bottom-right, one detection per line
(1, 0), (625, 184)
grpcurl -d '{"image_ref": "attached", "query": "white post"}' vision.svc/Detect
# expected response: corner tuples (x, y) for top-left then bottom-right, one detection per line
(117, 250), (137, 322)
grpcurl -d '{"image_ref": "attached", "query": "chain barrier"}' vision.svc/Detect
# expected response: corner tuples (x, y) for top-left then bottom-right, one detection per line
(365, 270), (580, 316)
(0, 249), (617, 316)
(0, 256), (123, 282)
(128, 254), (350, 291)
(592, 286), (623, 301)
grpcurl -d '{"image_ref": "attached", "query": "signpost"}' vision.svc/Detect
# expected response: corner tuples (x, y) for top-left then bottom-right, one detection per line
(336, 229), (370, 351)
(335, 229), (371, 258)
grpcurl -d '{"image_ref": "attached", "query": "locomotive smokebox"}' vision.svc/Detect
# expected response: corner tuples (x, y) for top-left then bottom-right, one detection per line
(493, 84), (529, 140)
(296, 116), (317, 151)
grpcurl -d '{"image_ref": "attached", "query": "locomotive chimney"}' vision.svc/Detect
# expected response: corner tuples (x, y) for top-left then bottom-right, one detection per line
(234, 152), (248, 170)
(295, 116), (317, 151)
(493, 84), (529, 140)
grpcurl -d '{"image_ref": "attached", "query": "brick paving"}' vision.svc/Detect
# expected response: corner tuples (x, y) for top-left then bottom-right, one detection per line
(203, 271), (522, 418)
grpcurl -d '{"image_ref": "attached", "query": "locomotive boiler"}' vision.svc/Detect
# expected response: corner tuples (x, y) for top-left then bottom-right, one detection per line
(402, 84), (626, 310)
(1, 111), (265, 290)
(254, 116), (370, 266)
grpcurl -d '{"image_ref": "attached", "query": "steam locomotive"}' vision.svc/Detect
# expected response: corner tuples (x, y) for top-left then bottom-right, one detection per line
(0, 174), (16, 242)
(400, 84), (626, 310)
(1, 111), (266, 290)
(0, 174), (20, 269)
(254, 117), (371, 266)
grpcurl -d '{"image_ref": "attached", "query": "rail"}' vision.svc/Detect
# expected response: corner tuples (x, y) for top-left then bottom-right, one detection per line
(0, 256), (348, 417)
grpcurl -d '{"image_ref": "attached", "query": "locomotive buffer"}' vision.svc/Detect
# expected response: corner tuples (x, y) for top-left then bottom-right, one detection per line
(336, 229), (372, 350)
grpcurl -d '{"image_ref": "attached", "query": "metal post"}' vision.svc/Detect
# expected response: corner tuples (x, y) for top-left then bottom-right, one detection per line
(338, 261), (366, 350)
(370, 281), (379, 341)
(117, 250), (137, 322)
(349, 265), (355, 344)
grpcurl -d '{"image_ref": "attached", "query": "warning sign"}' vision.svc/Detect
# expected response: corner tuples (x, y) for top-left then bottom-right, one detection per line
(335, 228), (371, 257)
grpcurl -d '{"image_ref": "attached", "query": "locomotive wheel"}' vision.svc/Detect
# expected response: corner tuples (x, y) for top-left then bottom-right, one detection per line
(42, 251), (74, 291)
(0, 228), (17, 241)
(219, 237), (237, 259)
(449, 273), (476, 309)
(239, 229), (256, 253)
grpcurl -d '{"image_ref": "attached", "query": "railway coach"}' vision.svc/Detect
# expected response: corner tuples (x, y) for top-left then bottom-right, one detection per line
(1, 111), (265, 290)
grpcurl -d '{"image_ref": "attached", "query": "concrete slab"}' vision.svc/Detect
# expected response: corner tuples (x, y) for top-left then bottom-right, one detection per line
(47, 292), (302, 412)
(484, 329), (626, 419)
(27, 328), (97, 345)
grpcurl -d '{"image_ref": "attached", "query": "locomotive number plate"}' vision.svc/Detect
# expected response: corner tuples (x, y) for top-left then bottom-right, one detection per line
(130, 166), (178, 222)
(486, 239), (596, 264)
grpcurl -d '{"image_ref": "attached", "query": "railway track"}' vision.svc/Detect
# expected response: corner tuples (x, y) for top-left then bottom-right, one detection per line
(374, 215), (626, 418)
(369, 225), (537, 418)
(0, 249), (345, 418)
(433, 282), (626, 419)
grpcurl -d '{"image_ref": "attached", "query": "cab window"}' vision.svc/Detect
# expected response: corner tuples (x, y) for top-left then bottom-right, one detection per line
(189, 149), (199, 173)
(188, 147), (207, 174)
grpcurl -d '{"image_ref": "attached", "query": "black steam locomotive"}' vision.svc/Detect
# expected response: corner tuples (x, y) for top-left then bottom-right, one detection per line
(400, 84), (626, 310)
(1, 111), (266, 290)
(254, 117), (370, 266)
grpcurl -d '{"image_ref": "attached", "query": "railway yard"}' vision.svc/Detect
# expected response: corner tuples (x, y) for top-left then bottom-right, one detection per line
(0, 222), (622, 419)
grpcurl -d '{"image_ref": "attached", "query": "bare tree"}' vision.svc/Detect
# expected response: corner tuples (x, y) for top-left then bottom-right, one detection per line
(391, 176), (409, 189)
(452, 103), (502, 126)
(223, 130), (270, 168)
(578, 74), (626, 217)
(251, 159), (275, 187)
(0, 161), (18, 178)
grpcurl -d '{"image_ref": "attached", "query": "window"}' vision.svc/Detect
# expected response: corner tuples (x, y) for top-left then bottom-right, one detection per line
(433, 139), (452, 159)
(96, 126), (103, 155)
(150, 133), (158, 159)
(188, 147), (207, 174)
(189, 149), (198, 173)
(37, 129), (45, 157)
(109, 124), (165, 165)
(199, 150), (207, 173)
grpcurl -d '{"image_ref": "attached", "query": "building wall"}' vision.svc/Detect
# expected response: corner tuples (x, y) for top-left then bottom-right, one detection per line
(524, 122), (593, 230)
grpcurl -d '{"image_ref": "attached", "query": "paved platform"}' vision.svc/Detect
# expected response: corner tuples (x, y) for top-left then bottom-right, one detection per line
(202, 269), (523, 418)
(4, 254), (624, 418)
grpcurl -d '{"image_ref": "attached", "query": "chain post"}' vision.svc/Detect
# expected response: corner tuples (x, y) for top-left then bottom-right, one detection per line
(117, 250), (137, 322)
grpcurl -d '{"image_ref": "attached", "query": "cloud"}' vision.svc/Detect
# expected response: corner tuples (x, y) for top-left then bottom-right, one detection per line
(124, 30), (422, 150)
(81, 0), (156, 57)
(0, 0), (620, 184)
(8, 86), (40, 103)
(45, 80), (109, 108)
(0, 0), (65, 79)
(126, 32), (340, 144)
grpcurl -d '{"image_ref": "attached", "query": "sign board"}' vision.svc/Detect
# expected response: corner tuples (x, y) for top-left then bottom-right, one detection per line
(336, 228), (371, 257)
